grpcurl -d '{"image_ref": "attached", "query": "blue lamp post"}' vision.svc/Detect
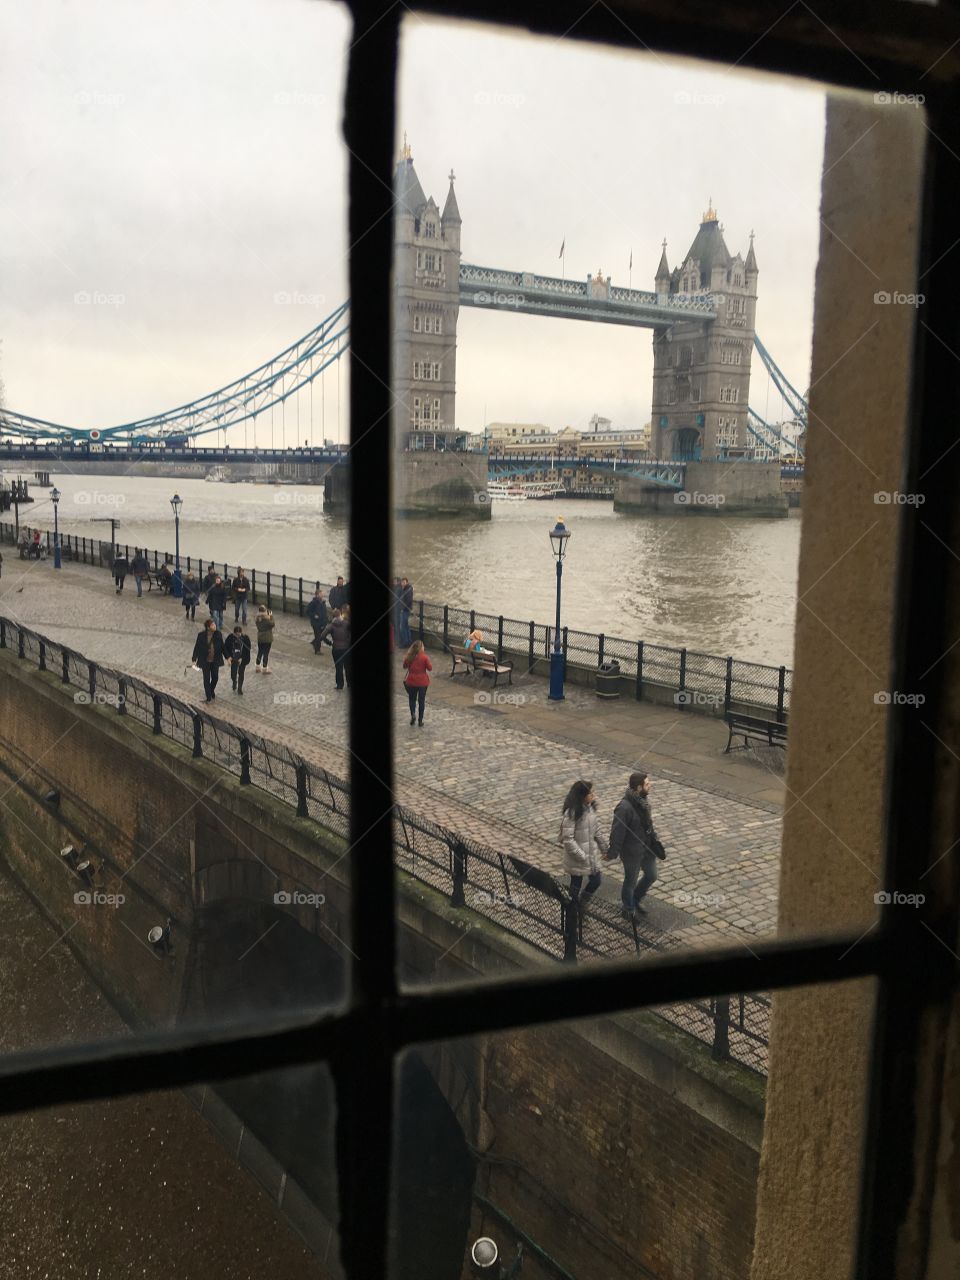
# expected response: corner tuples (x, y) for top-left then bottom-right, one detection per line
(51, 486), (62, 569)
(548, 518), (571, 701)
(170, 493), (183, 598)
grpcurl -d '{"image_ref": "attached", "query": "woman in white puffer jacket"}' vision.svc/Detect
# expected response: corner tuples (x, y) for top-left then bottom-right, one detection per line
(560, 779), (608, 909)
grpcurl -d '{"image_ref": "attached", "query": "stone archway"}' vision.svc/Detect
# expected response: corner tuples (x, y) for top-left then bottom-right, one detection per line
(673, 427), (701, 460)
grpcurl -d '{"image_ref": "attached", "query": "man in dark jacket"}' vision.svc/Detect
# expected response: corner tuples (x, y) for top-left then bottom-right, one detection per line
(328, 576), (347, 612)
(398, 577), (414, 647)
(191, 619), (224, 703)
(320, 611), (351, 689)
(200, 564), (218, 594)
(306, 589), (328, 652)
(131, 549), (150, 597)
(206, 576), (228, 630)
(113, 550), (129, 593)
(232, 568), (250, 624)
(607, 771), (665, 919)
(224, 626), (252, 694)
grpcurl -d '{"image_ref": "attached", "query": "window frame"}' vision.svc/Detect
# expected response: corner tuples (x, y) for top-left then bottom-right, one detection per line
(1, 4), (958, 1280)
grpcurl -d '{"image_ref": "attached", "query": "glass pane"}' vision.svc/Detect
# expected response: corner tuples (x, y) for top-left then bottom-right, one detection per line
(0, 0), (351, 1052)
(392, 17), (925, 984)
(390, 979), (877, 1279)
(0, 1066), (337, 1277)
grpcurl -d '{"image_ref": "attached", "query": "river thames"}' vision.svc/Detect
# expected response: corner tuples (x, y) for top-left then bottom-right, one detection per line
(9, 471), (802, 667)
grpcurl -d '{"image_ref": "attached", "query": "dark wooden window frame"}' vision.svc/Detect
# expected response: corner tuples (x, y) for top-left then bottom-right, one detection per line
(2, 3), (959, 1277)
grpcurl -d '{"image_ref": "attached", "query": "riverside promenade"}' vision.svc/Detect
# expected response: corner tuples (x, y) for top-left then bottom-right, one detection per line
(0, 556), (785, 953)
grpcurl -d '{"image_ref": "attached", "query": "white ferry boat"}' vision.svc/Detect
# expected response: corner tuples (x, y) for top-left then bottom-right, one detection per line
(205, 466), (225, 483)
(486, 480), (566, 502)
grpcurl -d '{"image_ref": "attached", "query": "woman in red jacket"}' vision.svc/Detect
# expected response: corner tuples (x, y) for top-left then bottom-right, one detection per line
(402, 639), (433, 727)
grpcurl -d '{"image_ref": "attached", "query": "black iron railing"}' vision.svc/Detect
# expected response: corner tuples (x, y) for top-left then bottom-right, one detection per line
(0, 611), (770, 1075)
(0, 521), (791, 720)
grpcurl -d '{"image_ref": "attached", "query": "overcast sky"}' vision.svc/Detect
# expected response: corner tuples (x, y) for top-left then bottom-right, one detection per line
(2, 0), (833, 443)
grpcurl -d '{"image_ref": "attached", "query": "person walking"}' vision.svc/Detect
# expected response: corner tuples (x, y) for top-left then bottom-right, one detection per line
(329, 575), (347, 612)
(200, 564), (217, 595)
(17, 527), (29, 559)
(232, 567), (250, 624)
(113, 549), (129, 593)
(399, 577), (414, 647)
(131, 548), (150, 597)
(306, 588), (328, 653)
(255, 603), (275, 673)
(607, 771), (666, 920)
(224, 625), (252, 694)
(31, 529), (42, 560)
(320, 607), (351, 689)
(402, 639), (432, 726)
(560, 780), (608, 912)
(191, 618), (224, 703)
(182, 571), (200, 621)
(206, 575), (227, 630)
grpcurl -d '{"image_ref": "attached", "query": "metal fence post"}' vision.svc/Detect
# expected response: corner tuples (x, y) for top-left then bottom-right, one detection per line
(282, 574), (287, 613)
(88, 662), (96, 701)
(62, 649), (70, 684)
(418, 600), (425, 642)
(239, 737), (252, 785)
(0, 619), (6, 649)
(712, 996), (731, 1062)
(296, 762), (309, 817)
(18, 629), (25, 660)
(725, 656), (734, 713)
(562, 901), (578, 963)
(497, 615), (504, 663)
(298, 577), (304, 616)
(191, 713), (203, 758)
(528, 621), (535, 673)
(251, 568), (257, 605)
(679, 648), (687, 696)
(38, 639), (46, 671)
(469, 609), (476, 633)
(598, 633), (605, 667)
(266, 571), (272, 610)
(442, 605), (449, 652)
(636, 640), (643, 701)
(777, 666), (787, 721)
(451, 839), (467, 908)
(152, 694), (162, 735)
(118, 677), (127, 715)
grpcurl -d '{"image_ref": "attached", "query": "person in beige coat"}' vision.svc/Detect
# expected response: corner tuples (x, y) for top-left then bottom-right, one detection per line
(560, 779), (608, 910)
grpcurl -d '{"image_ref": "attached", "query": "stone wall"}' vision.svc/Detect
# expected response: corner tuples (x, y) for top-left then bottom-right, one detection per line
(614, 460), (787, 517)
(325, 452), (491, 518)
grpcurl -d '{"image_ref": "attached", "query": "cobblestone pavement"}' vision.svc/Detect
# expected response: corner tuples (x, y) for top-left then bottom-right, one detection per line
(0, 558), (784, 951)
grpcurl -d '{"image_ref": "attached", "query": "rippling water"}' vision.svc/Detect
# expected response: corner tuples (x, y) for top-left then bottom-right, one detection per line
(12, 471), (801, 666)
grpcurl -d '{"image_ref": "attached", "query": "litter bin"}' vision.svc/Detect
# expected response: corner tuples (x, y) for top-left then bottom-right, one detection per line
(596, 659), (621, 699)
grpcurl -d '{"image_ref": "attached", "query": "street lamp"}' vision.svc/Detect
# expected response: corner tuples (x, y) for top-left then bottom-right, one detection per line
(51, 486), (62, 569)
(548, 517), (571, 702)
(170, 493), (183, 598)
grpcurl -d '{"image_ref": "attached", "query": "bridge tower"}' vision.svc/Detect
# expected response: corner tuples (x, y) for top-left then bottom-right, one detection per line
(392, 137), (462, 449)
(650, 205), (758, 461)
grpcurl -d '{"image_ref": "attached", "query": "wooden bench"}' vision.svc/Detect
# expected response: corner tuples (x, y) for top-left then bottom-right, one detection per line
(449, 646), (514, 688)
(724, 712), (788, 753)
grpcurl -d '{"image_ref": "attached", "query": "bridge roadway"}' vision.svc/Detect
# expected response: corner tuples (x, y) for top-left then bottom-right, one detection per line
(0, 559), (783, 954)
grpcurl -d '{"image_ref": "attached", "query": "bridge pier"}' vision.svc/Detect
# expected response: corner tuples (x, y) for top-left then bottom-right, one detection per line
(614, 460), (788, 517)
(324, 453), (491, 519)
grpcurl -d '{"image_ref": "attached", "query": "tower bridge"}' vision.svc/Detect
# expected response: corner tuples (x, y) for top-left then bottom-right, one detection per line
(1, 141), (806, 514)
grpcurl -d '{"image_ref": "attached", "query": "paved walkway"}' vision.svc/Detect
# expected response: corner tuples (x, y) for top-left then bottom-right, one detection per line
(0, 556), (785, 950)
